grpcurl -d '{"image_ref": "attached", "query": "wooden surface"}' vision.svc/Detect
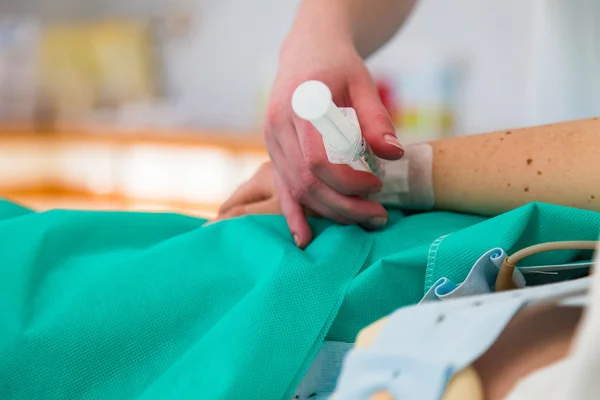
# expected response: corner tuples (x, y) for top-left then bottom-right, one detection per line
(0, 124), (266, 152)
(0, 125), (266, 217)
(4, 192), (219, 218)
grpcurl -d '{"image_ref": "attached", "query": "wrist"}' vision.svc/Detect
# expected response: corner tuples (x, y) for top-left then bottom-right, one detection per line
(280, 1), (355, 61)
(370, 143), (436, 210)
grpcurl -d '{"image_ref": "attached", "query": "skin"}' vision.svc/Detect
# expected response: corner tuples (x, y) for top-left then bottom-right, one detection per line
(266, 0), (417, 248)
(431, 117), (600, 216)
(329, 304), (581, 400)
(221, 119), (599, 396)
(218, 117), (600, 227)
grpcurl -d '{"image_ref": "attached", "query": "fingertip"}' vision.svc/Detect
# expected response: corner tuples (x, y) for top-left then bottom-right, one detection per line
(383, 134), (404, 153)
(352, 107), (402, 160)
(290, 218), (312, 249)
(292, 232), (309, 249)
(350, 93), (404, 160)
(360, 216), (388, 231)
(369, 133), (404, 160)
(272, 172), (313, 248)
(279, 199), (313, 248)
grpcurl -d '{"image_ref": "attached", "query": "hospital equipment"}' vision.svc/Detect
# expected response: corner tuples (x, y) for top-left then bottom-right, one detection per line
(495, 240), (598, 291)
(369, 142), (434, 210)
(298, 240), (596, 398)
(332, 275), (591, 400)
(291, 80), (384, 177)
(330, 239), (598, 399)
(291, 80), (436, 209)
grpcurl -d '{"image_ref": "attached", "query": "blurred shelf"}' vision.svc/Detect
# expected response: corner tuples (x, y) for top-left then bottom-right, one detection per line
(0, 123), (266, 152)
(0, 124), (267, 217)
(2, 191), (219, 219)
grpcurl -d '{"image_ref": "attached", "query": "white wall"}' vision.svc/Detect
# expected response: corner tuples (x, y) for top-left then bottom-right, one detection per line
(161, 0), (302, 130)
(162, 0), (539, 135)
(7, 0), (597, 135)
(370, 0), (538, 134)
(0, 0), (164, 20)
(527, 0), (600, 126)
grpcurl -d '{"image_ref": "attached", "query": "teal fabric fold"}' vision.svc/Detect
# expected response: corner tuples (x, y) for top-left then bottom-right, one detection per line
(0, 200), (597, 399)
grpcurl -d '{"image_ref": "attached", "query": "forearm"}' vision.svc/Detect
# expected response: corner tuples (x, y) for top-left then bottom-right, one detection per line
(431, 118), (600, 215)
(285, 0), (417, 58)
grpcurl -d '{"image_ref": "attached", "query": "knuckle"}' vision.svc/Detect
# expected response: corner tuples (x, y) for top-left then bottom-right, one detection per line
(290, 184), (307, 201)
(371, 112), (393, 130)
(265, 102), (287, 127)
(217, 204), (228, 215)
(290, 174), (320, 201)
(304, 153), (326, 173)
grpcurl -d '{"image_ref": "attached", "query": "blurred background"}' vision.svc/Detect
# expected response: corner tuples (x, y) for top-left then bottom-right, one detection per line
(0, 0), (597, 217)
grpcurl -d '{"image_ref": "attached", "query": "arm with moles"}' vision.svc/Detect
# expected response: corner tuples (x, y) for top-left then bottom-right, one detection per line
(383, 118), (600, 215)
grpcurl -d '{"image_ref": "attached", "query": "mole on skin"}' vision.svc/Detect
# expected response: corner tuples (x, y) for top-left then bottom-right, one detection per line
(524, 187), (530, 192)
(527, 158), (533, 165)
(537, 171), (543, 175)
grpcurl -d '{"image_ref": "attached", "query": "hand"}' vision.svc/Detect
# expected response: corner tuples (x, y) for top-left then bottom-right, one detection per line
(264, 33), (404, 248)
(216, 162), (321, 222)
(216, 162), (283, 220)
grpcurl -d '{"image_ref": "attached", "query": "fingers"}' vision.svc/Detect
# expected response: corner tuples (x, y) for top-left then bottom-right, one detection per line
(294, 119), (383, 195)
(263, 71), (395, 248)
(269, 117), (387, 220)
(264, 120), (314, 248)
(218, 163), (272, 216)
(272, 170), (312, 248)
(217, 198), (281, 221)
(270, 130), (388, 229)
(349, 71), (405, 161)
(268, 132), (351, 223)
(315, 188), (388, 230)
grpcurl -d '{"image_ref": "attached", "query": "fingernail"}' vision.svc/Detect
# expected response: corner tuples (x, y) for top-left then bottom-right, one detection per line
(369, 217), (388, 228)
(384, 134), (403, 151)
(293, 233), (302, 247)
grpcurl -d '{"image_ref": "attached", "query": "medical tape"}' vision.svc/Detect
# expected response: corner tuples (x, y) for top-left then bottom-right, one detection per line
(370, 143), (435, 210)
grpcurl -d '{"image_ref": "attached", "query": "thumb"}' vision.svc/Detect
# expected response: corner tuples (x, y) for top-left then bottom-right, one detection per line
(349, 73), (404, 160)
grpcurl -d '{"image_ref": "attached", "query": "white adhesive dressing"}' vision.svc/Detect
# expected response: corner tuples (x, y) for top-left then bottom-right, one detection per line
(370, 143), (435, 210)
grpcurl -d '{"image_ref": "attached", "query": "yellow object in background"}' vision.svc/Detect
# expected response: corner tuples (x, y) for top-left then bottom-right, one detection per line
(38, 19), (158, 123)
(87, 20), (158, 105)
(38, 24), (96, 121)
